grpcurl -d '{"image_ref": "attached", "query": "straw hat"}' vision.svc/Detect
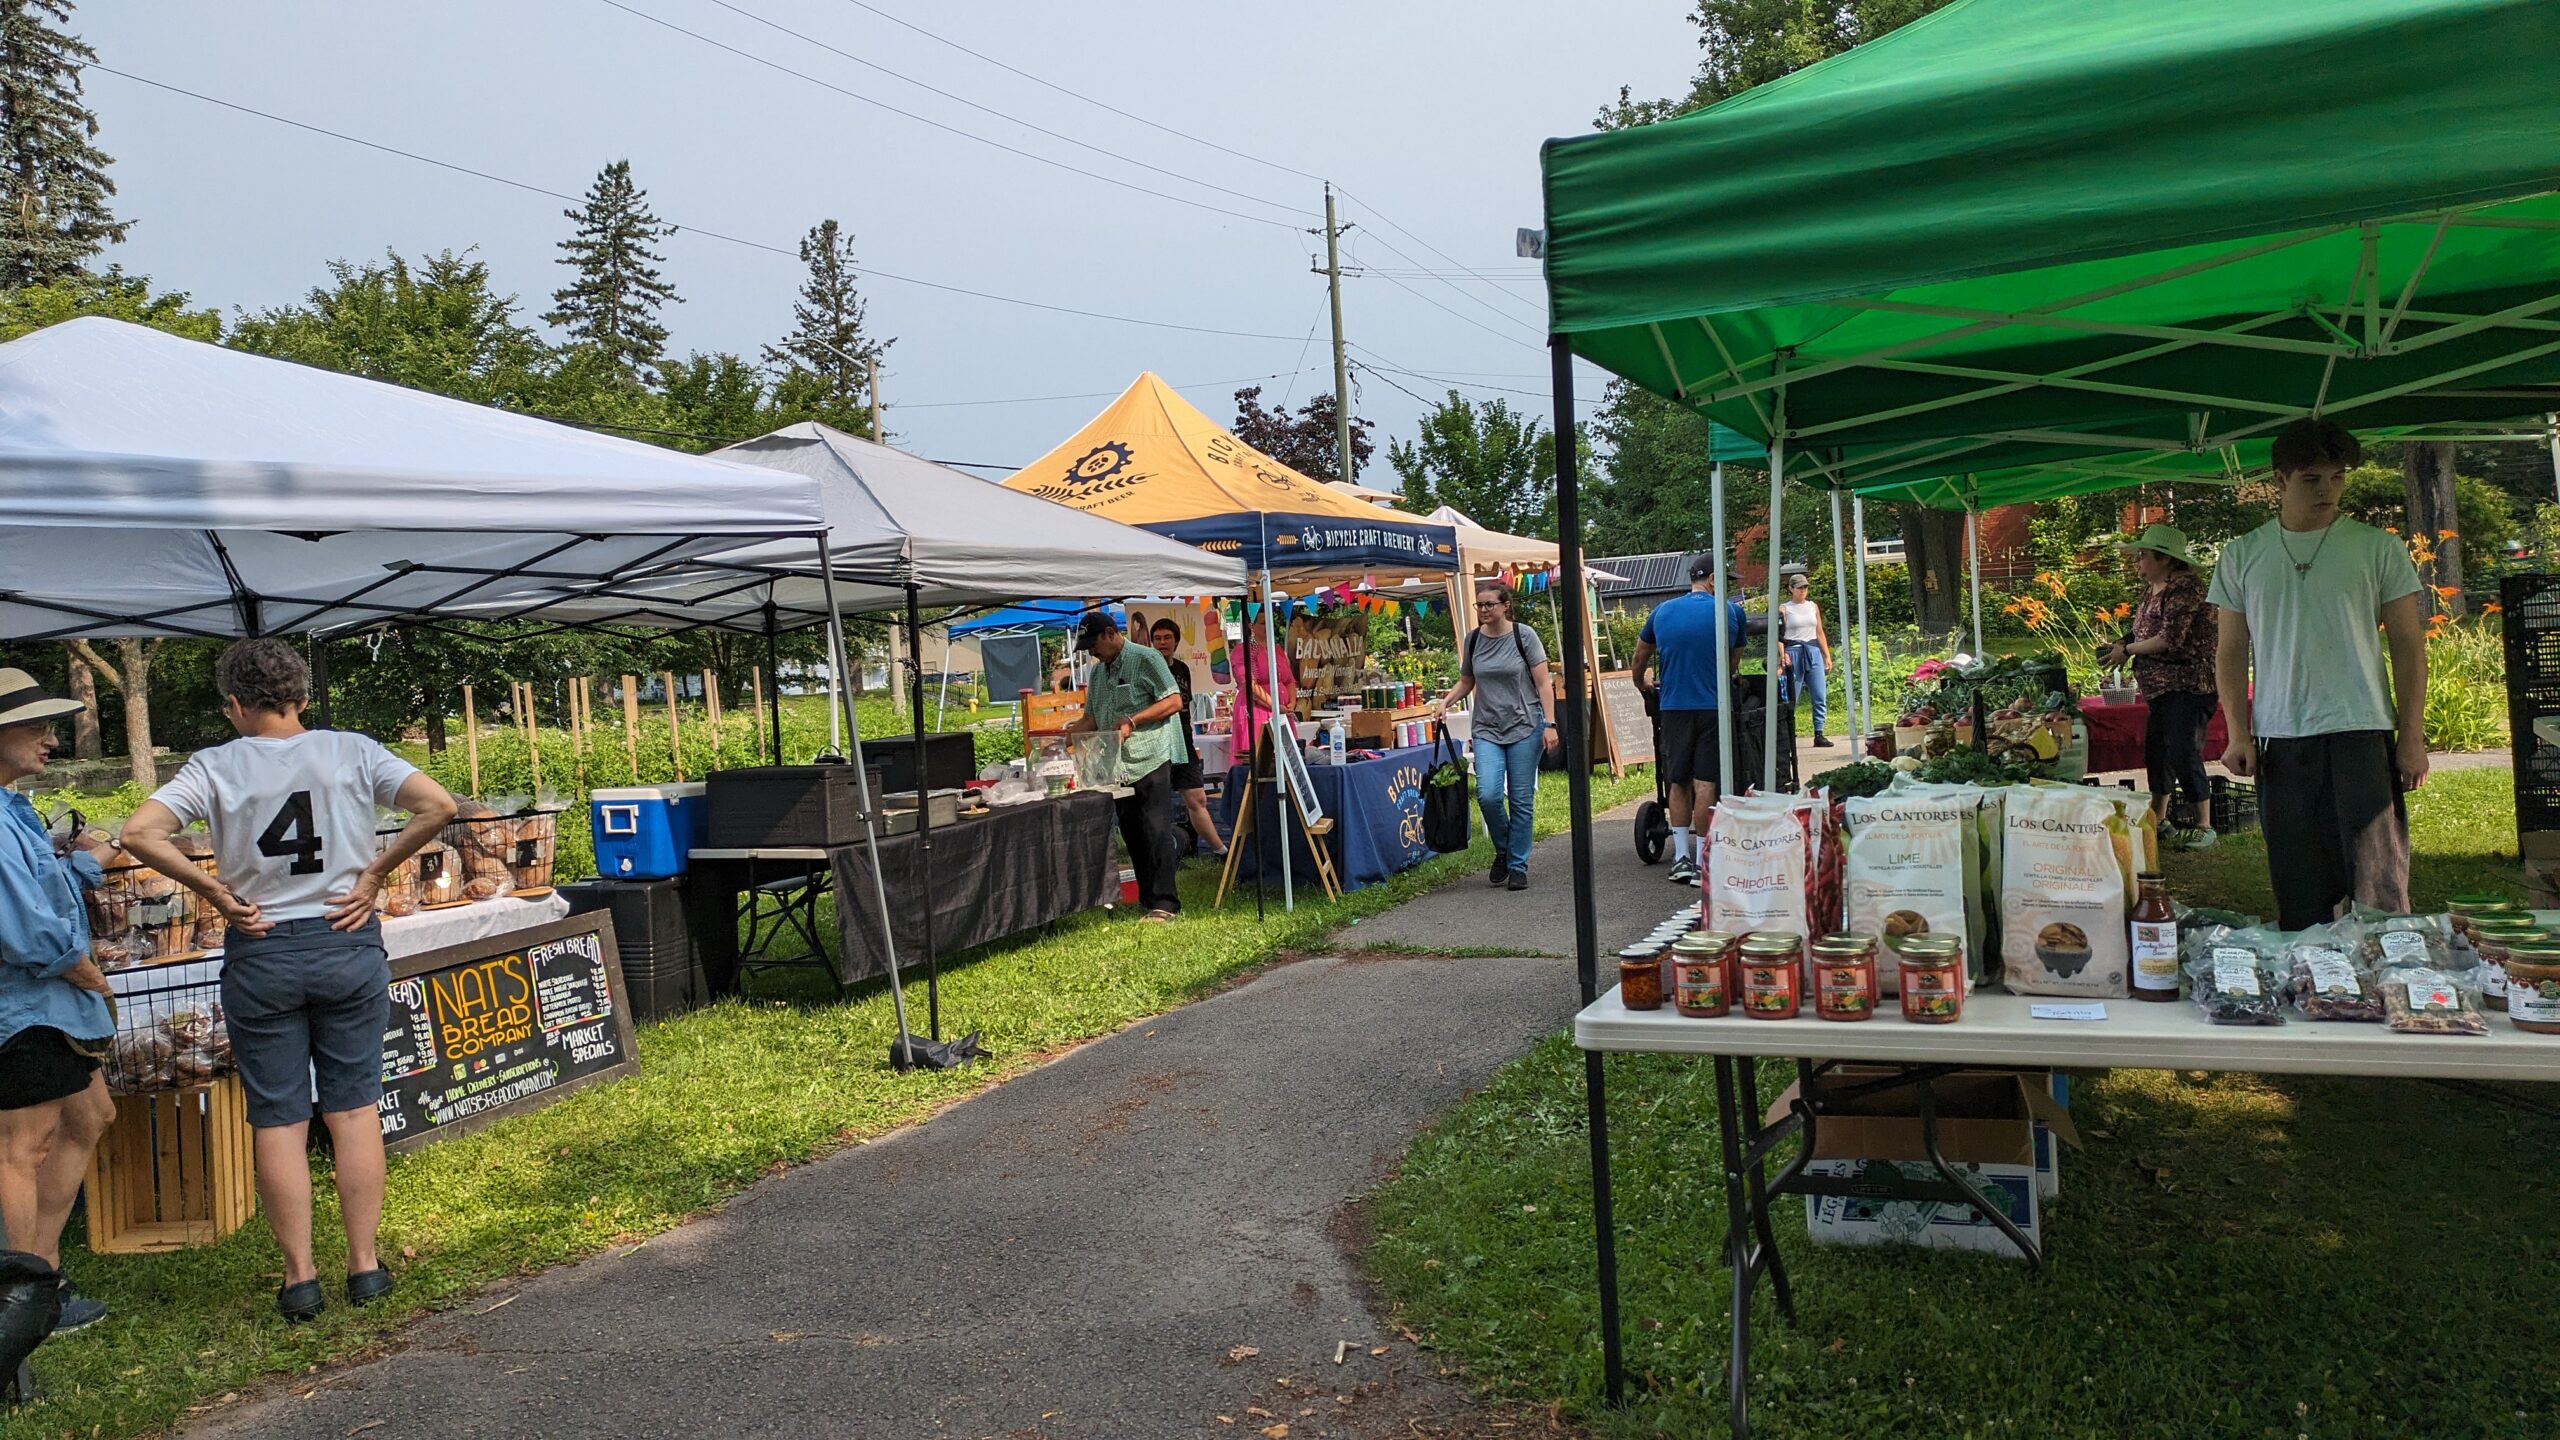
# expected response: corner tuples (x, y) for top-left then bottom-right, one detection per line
(2120, 523), (2199, 568)
(0, 669), (82, 730)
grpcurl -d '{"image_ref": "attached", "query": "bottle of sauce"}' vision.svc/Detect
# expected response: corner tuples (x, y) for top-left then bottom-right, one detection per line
(2129, 870), (2180, 1002)
(1672, 932), (1735, 1017)
(1810, 934), (1879, 1022)
(1736, 933), (1803, 1019)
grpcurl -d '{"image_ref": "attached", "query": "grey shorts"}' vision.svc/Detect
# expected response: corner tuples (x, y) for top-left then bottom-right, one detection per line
(220, 917), (390, 1129)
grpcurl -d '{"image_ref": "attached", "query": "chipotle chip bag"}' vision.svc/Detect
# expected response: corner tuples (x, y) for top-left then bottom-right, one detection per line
(2000, 784), (2129, 998)
(1703, 797), (1813, 942)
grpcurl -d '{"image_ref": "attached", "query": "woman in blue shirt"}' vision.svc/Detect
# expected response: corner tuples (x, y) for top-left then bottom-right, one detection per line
(0, 669), (120, 1337)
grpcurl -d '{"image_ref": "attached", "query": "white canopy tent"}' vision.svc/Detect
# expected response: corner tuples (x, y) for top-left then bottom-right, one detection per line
(0, 319), (826, 641)
(487, 422), (1247, 631)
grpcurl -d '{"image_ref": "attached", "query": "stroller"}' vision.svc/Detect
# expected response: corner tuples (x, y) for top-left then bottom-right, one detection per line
(1632, 672), (1796, 864)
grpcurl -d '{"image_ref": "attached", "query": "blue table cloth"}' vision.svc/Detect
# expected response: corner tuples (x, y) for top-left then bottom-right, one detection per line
(1218, 742), (1438, 892)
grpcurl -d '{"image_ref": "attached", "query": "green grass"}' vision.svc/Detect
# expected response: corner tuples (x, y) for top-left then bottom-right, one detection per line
(2161, 766), (2523, 919)
(1365, 774), (2560, 1440)
(13, 768), (1652, 1439)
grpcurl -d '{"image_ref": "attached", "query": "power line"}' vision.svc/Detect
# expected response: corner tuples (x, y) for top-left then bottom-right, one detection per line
(595, 0), (1305, 233)
(1278, 291), (1329, 409)
(1344, 223), (1548, 333)
(832, 0), (1327, 186)
(818, 1), (1539, 327)
(1353, 258), (1548, 353)
(88, 65), (1316, 344)
(898, 370), (1304, 409)
(700, 0), (1314, 224)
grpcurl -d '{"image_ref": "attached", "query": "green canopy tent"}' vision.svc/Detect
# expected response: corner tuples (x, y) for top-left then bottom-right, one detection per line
(1533, 0), (2560, 1426)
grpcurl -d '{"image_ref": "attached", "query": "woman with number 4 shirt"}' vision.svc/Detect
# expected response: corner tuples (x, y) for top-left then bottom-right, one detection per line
(120, 640), (456, 1324)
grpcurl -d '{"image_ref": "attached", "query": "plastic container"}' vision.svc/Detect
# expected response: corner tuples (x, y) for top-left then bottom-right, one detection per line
(1897, 934), (1965, 1023)
(2469, 919), (2546, 1013)
(2447, 894), (2521, 938)
(591, 782), (709, 879)
(1737, 932), (1803, 1019)
(1618, 955), (1664, 1010)
(1810, 933), (1880, 1021)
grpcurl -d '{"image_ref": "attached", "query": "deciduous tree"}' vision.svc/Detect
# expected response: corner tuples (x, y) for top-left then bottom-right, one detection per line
(1233, 387), (1372, 483)
(1388, 390), (1559, 539)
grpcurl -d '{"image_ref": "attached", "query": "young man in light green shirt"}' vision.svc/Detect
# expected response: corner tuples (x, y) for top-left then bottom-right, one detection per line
(1069, 613), (1187, 920)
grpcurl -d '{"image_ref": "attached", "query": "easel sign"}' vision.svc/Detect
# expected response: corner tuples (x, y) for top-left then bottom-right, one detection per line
(1595, 670), (1654, 778)
(1269, 718), (1323, 824)
(1214, 728), (1342, 906)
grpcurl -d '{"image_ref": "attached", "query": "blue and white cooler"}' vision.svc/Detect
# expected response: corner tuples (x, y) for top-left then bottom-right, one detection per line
(590, 782), (709, 879)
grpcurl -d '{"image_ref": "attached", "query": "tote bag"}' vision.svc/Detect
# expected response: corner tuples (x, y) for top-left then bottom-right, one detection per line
(1422, 723), (1473, 853)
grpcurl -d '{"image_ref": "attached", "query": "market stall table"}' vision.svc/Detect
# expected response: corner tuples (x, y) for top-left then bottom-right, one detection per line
(1216, 741), (1437, 893)
(2075, 694), (2230, 775)
(685, 790), (1119, 998)
(1572, 987), (2560, 1439)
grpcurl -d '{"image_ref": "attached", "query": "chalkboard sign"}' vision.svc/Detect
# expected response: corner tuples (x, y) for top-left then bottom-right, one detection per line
(376, 911), (640, 1155)
(1269, 719), (1325, 824)
(1596, 670), (1655, 777)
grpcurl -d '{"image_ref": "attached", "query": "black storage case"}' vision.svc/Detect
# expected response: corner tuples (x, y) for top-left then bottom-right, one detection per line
(561, 878), (703, 1022)
(705, 764), (881, 848)
(862, 732), (978, 795)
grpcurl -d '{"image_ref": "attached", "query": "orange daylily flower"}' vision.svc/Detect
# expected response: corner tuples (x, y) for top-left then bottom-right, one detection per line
(2483, 601), (2504, 614)
(2433, 585), (2462, 599)
(2437, 528), (2458, 540)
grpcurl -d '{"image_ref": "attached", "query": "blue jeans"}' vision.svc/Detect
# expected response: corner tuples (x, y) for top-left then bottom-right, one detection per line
(1782, 641), (1828, 735)
(1473, 733), (1541, 873)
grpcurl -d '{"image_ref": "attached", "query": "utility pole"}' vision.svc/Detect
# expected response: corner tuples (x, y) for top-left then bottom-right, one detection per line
(866, 353), (883, 441)
(1323, 184), (1355, 482)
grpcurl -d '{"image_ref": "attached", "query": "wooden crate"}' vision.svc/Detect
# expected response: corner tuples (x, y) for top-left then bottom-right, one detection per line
(82, 1075), (257, 1254)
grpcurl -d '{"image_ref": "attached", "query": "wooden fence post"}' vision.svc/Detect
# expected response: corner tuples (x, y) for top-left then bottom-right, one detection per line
(460, 683), (481, 798)
(621, 674), (640, 780)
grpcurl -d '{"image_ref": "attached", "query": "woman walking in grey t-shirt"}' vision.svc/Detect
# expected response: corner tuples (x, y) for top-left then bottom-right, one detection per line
(1440, 581), (1556, 890)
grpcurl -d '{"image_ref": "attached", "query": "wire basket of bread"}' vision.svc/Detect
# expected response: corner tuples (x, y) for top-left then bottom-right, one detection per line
(102, 967), (233, 1095)
(88, 833), (222, 971)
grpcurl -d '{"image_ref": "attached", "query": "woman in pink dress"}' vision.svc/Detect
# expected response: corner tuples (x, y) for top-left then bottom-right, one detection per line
(1230, 639), (1297, 764)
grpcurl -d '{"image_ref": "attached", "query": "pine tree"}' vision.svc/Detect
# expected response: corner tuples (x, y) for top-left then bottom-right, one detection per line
(0, 0), (128, 287)
(544, 159), (678, 384)
(762, 218), (882, 431)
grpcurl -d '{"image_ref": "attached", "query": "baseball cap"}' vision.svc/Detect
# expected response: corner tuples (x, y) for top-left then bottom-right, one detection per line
(1073, 611), (1121, 653)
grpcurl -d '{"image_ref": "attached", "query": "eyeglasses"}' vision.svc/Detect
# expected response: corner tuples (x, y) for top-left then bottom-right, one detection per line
(1476, 596), (1507, 607)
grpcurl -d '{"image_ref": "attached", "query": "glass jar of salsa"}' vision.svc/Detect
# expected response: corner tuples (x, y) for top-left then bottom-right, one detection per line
(1615, 944), (1664, 1010)
(2503, 941), (2560, 1034)
(1737, 933), (1803, 1019)
(1672, 932), (1736, 1017)
(1896, 934), (1964, 1023)
(2467, 919), (2545, 1014)
(1810, 933), (1879, 1021)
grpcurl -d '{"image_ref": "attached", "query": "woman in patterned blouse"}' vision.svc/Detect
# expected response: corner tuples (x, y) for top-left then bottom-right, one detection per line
(2101, 524), (2221, 848)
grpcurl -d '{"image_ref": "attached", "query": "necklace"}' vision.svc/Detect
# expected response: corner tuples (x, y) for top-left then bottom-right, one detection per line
(2275, 519), (2336, 578)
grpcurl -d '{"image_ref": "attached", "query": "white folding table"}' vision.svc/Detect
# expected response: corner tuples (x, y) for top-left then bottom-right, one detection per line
(1572, 987), (2560, 1439)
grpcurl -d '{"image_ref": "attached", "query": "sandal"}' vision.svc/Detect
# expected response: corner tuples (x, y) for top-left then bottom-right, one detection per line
(1142, 909), (1178, 923)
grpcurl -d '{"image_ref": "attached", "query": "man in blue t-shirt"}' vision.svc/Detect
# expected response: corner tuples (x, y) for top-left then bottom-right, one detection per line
(1629, 554), (1769, 885)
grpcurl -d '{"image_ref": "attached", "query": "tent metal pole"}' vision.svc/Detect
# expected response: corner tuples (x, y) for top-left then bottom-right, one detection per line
(1762, 415), (1787, 795)
(1551, 334), (1623, 1409)
(1711, 461), (1734, 800)
(820, 543), (916, 1068)
(1852, 496), (1874, 745)
(1828, 489), (1851, 750)
(1238, 599), (1266, 922)
(1260, 562), (1294, 912)
(905, 582), (942, 1042)
(2547, 413), (2560, 509)
(763, 600), (784, 762)
(1966, 505), (1985, 659)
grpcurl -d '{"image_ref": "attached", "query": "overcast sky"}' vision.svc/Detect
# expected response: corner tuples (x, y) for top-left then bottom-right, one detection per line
(75, 0), (1697, 482)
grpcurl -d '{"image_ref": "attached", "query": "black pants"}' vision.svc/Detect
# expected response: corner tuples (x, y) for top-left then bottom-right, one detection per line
(2145, 689), (2215, 814)
(1116, 761), (1182, 914)
(2259, 730), (2409, 932)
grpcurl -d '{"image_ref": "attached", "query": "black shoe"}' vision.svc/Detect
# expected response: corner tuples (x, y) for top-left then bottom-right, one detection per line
(49, 1280), (103, 1335)
(276, 1279), (324, 1324)
(1506, 866), (1529, 891)
(1488, 861), (1511, 887)
(347, 1267), (394, 1307)
(1812, 735), (1835, 748)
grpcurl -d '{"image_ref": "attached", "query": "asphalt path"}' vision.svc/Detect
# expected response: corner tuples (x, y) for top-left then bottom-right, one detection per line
(189, 803), (1671, 1440)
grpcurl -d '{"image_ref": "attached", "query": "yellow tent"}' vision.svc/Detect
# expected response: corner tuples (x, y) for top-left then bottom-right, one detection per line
(1002, 374), (1456, 582)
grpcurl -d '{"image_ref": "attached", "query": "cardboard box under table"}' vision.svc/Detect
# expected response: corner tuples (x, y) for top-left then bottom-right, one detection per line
(1773, 1066), (2076, 1259)
(1571, 986), (2560, 1440)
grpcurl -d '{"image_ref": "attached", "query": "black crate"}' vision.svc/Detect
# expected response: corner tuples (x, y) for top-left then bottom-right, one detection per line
(704, 764), (881, 847)
(2506, 573), (2560, 833)
(2517, 732), (2560, 834)
(560, 878), (704, 1021)
(860, 732), (978, 795)
(2207, 776), (2258, 835)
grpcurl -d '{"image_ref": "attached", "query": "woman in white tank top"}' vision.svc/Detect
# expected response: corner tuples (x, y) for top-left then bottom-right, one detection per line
(1777, 573), (1834, 746)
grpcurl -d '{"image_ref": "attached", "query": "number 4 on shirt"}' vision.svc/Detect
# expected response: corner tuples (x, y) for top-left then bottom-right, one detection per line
(257, 791), (326, 876)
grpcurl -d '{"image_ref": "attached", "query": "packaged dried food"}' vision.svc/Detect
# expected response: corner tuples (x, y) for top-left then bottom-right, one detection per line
(2286, 924), (2383, 1022)
(2348, 912), (2457, 975)
(2379, 967), (2490, 1037)
(2186, 926), (2286, 1025)
(1999, 785), (2130, 998)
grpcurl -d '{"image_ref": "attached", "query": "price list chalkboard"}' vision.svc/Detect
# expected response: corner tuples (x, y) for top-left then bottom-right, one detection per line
(376, 912), (640, 1154)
